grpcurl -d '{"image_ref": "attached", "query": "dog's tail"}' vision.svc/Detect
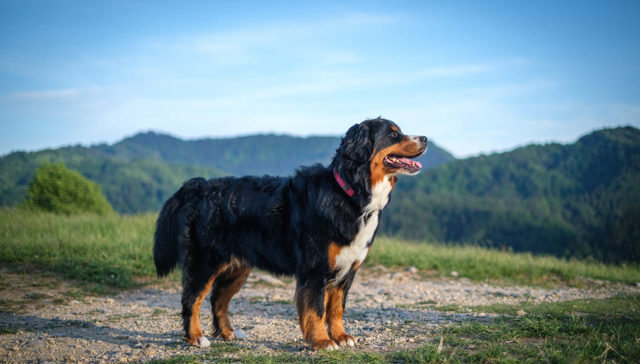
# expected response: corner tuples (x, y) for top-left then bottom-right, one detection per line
(153, 177), (206, 277)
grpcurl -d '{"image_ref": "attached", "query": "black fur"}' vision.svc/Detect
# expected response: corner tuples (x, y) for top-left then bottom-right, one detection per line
(153, 117), (427, 349)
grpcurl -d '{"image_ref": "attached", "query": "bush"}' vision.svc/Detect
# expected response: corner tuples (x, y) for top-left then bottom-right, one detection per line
(25, 163), (114, 215)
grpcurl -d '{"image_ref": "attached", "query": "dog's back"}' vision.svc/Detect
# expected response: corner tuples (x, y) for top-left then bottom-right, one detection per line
(153, 174), (300, 278)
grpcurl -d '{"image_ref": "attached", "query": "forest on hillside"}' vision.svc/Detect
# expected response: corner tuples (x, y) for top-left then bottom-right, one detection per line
(383, 127), (640, 263)
(1, 127), (638, 263)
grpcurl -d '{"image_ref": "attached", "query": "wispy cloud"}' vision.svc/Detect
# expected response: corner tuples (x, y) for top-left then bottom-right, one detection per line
(161, 12), (402, 65)
(4, 88), (81, 100)
(418, 58), (530, 78)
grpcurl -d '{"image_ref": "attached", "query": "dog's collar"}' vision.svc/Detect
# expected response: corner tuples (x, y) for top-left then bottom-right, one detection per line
(333, 168), (355, 198)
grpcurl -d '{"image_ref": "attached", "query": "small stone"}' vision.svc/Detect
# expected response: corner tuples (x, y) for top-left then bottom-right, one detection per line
(517, 309), (527, 316)
(233, 329), (247, 340)
(26, 339), (44, 348)
(254, 273), (284, 286)
(406, 266), (418, 274)
(144, 349), (156, 356)
(450, 271), (459, 278)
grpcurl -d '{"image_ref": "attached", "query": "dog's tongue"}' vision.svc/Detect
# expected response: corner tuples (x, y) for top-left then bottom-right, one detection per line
(399, 157), (422, 169)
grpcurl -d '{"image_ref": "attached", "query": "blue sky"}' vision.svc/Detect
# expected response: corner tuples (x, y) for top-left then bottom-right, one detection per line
(1, 1), (638, 157)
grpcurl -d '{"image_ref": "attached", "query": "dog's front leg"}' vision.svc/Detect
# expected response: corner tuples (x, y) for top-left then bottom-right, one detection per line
(295, 274), (338, 350)
(326, 270), (357, 347)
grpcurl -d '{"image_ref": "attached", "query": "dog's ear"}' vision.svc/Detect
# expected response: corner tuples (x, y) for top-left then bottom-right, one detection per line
(341, 123), (372, 164)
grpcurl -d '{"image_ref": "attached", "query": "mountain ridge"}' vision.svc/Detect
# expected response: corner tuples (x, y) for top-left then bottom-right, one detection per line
(382, 126), (640, 262)
(0, 131), (455, 213)
(94, 131), (455, 176)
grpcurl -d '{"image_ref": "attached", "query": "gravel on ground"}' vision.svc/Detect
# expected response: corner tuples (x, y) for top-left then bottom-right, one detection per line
(1, 266), (638, 363)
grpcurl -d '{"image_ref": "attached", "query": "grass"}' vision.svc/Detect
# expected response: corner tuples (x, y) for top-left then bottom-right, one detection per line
(1, 208), (639, 362)
(1, 208), (639, 294)
(428, 294), (640, 363)
(0, 207), (157, 293)
(367, 236), (640, 286)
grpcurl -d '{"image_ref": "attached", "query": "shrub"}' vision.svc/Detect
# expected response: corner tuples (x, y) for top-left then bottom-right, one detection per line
(25, 163), (114, 215)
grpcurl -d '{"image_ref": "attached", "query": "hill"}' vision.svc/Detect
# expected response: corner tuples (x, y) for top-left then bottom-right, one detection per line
(381, 126), (640, 263)
(0, 131), (456, 213)
(0, 147), (225, 213)
(96, 131), (455, 176)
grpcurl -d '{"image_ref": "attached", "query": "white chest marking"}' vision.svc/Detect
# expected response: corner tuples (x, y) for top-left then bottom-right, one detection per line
(334, 176), (393, 281)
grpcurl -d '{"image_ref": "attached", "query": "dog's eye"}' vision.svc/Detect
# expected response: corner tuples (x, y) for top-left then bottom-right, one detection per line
(390, 131), (398, 138)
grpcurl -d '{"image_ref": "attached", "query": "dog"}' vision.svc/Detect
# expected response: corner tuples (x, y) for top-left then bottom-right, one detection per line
(153, 117), (427, 350)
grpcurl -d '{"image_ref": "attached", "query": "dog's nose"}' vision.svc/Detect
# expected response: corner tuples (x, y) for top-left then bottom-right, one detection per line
(418, 136), (428, 144)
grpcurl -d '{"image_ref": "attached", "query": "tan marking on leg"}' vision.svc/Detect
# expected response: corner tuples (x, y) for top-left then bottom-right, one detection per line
(213, 265), (251, 340)
(297, 286), (336, 350)
(185, 275), (216, 345)
(184, 263), (231, 346)
(350, 260), (360, 272)
(326, 286), (345, 338)
(328, 242), (342, 270)
(326, 285), (356, 347)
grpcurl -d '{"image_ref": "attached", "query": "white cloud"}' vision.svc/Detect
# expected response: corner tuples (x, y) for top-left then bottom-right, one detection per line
(4, 88), (81, 100)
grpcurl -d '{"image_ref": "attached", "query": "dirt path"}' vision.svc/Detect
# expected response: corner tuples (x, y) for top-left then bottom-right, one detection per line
(1, 267), (638, 363)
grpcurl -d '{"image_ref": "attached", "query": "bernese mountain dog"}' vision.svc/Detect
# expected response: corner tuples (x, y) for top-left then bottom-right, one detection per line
(153, 117), (427, 350)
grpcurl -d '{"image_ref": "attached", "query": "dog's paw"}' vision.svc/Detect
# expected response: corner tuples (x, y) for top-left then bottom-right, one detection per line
(214, 328), (238, 341)
(312, 339), (339, 351)
(184, 335), (211, 348)
(334, 333), (357, 347)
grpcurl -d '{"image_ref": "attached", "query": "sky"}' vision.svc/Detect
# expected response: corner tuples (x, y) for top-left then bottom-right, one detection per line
(1, 1), (639, 157)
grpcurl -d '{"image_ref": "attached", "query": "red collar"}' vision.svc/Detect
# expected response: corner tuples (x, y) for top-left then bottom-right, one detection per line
(333, 168), (355, 198)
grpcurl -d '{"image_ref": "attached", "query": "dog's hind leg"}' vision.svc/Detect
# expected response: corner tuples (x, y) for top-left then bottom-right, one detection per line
(181, 261), (226, 347)
(210, 262), (252, 340)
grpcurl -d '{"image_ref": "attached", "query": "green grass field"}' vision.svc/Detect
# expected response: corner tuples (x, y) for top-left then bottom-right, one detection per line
(368, 237), (640, 286)
(2, 207), (640, 362)
(0, 208), (157, 293)
(1, 208), (639, 292)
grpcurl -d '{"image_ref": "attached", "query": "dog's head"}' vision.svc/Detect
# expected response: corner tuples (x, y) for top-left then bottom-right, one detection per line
(334, 118), (427, 195)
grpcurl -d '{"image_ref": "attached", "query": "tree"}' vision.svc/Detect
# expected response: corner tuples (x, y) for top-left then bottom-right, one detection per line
(25, 163), (114, 215)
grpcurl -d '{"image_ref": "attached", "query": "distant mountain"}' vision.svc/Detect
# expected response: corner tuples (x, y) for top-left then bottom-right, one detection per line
(380, 126), (640, 263)
(95, 131), (455, 176)
(0, 131), (456, 213)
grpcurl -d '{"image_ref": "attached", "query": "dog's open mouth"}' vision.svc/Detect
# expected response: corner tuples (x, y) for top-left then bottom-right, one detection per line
(383, 154), (423, 173)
